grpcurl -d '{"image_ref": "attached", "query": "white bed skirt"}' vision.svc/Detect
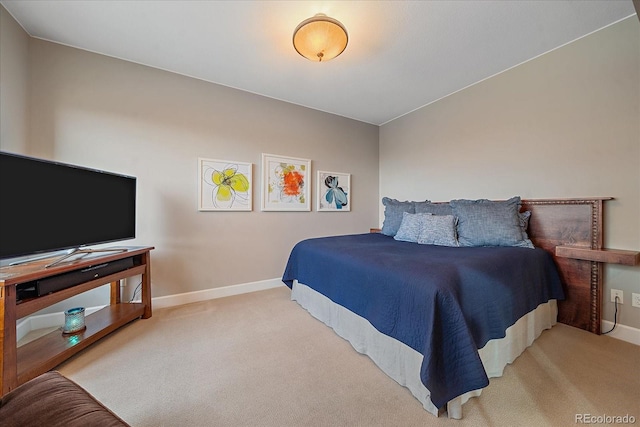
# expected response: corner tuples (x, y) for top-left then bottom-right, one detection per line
(290, 280), (558, 419)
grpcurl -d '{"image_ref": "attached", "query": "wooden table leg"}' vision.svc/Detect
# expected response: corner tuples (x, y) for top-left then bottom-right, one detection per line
(1, 285), (19, 395)
(141, 251), (152, 319)
(110, 280), (121, 305)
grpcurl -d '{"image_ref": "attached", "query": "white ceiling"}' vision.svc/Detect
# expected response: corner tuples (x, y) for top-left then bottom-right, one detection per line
(2, 1), (636, 125)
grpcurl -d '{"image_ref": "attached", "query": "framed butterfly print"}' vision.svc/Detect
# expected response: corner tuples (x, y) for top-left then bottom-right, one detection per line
(317, 171), (350, 212)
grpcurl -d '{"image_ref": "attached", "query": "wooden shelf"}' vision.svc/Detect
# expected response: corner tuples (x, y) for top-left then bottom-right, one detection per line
(556, 246), (640, 266)
(17, 304), (145, 385)
(1, 246), (153, 395)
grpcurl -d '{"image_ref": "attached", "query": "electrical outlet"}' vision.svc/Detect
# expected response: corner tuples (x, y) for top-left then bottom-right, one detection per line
(611, 289), (623, 304)
(632, 293), (640, 308)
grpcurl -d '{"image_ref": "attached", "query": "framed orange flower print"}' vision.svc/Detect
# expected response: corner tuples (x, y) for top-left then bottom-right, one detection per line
(261, 153), (311, 211)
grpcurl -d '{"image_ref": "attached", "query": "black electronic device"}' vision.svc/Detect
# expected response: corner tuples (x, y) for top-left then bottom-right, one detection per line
(0, 152), (137, 261)
(16, 284), (38, 302)
(16, 257), (135, 301)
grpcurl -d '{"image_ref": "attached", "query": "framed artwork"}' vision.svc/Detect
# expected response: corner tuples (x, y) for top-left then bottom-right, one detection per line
(317, 171), (351, 212)
(198, 158), (252, 211)
(261, 153), (311, 211)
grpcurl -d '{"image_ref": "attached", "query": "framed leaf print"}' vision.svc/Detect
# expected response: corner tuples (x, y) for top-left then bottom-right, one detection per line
(261, 153), (311, 211)
(198, 158), (252, 211)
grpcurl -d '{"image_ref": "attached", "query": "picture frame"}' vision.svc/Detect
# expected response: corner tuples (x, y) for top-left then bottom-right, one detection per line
(198, 158), (252, 211)
(261, 153), (311, 211)
(317, 171), (351, 212)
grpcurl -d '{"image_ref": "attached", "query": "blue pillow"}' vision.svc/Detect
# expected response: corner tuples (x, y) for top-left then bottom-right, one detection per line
(450, 196), (532, 248)
(381, 197), (416, 236)
(417, 214), (459, 247)
(394, 212), (433, 242)
(415, 201), (453, 216)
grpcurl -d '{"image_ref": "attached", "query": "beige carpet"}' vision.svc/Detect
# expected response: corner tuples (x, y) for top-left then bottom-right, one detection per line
(56, 286), (639, 427)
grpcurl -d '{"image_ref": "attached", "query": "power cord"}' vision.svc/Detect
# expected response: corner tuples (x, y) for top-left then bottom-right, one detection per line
(602, 295), (619, 334)
(128, 281), (142, 303)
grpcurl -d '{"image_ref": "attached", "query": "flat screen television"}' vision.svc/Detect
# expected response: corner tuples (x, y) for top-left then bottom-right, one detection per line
(0, 152), (136, 262)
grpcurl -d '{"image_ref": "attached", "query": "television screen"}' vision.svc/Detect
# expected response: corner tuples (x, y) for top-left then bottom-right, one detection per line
(0, 152), (136, 260)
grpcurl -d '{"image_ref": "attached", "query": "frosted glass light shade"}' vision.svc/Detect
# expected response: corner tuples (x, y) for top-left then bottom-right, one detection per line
(293, 14), (348, 62)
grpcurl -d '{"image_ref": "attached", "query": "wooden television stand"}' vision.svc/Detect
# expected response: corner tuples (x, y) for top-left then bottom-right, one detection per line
(0, 246), (153, 395)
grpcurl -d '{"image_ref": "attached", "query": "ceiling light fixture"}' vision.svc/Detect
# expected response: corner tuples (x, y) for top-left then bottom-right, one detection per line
(293, 13), (348, 62)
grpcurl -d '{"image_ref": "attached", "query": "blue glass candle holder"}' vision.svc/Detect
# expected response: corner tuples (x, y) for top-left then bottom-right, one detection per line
(62, 307), (86, 334)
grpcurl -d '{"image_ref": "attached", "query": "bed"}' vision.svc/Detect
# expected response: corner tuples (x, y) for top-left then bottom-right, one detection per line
(281, 197), (610, 419)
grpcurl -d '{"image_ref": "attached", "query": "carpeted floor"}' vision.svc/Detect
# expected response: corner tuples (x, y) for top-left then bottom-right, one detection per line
(55, 286), (639, 427)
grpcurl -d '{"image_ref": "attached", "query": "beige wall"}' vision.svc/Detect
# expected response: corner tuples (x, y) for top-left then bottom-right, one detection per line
(0, 6), (29, 152)
(3, 21), (379, 301)
(380, 17), (640, 329)
(3, 5), (638, 331)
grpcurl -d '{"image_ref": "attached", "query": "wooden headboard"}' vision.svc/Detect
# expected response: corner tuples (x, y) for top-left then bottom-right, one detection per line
(521, 197), (611, 334)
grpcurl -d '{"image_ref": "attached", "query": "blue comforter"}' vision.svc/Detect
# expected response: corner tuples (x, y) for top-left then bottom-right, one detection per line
(282, 233), (564, 409)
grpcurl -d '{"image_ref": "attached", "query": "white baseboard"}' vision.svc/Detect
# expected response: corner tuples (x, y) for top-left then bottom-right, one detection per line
(601, 320), (640, 346)
(17, 278), (284, 342)
(151, 278), (283, 310)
